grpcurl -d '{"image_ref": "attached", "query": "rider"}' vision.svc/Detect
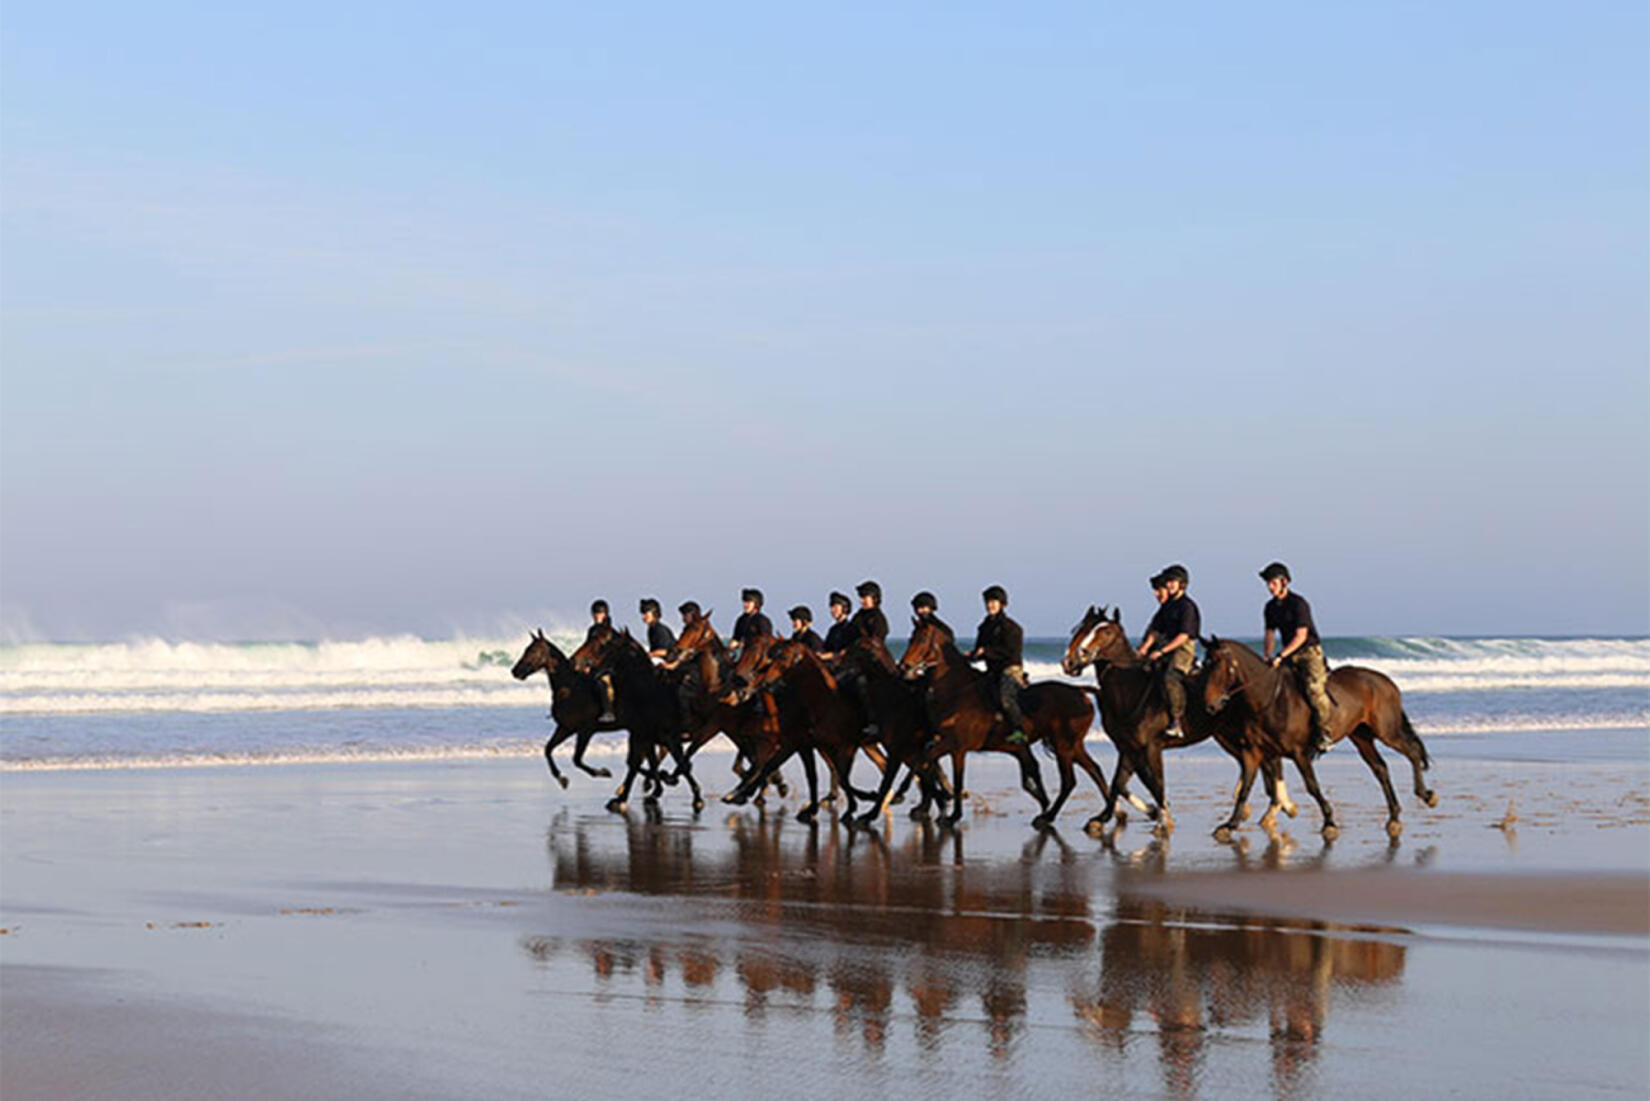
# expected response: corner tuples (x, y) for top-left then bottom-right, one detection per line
(819, 591), (858, 663)
(668, 600), (707, 722)
(588, 599), (617, 723)
(966, 585), (1028, 745)
(845, 581), (889, 734)
(1260, 562), (1335, 755)
(911, 590), (955, 642)
(639, 597), (675, 661)
(1137, 565), (1201, 738)
(731, 588), (774, 651)
(788, 605), (824, 652)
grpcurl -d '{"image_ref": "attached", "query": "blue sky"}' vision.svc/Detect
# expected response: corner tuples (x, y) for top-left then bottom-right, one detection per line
(2, 1), (1646, 641)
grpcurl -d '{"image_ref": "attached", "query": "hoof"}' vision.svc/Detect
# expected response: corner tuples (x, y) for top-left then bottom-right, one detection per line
(1084, 816), (1106, 838)
(1213, 825), (1233, 843)
(1423, 791), (1439, 808)
(909, 806), (931, 821)
(1258, 810), (1278, 832)
(1386, 818), (1404, 838)
(593, 768), (612, 779)
(1032, 814), (1052, 830)
(796, 808), (817, 824)
(605, 799), (627, 814)
(721, 793), (746, 806)
(890, 793), (906, 805)
(693, 798), (706, 814)
(1283, 802), (1300, 819)
(556, 775), (569, 790)
(659, 772), (678, 787)
(1321, 824), (1340, 841)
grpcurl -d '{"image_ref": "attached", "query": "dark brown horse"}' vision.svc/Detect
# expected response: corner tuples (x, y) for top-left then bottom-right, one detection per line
(1062, 606), (1297, 838)
(577, 627), (707, 815)
(1200, 636), (1436, 839)
(725, 639), (886, 823)
(511, 629), (623, 788)
(836, 635), (954, 825)
(899, 618), (1108, 829)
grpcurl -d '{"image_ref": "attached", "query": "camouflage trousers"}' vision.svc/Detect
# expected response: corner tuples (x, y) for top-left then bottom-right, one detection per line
(1287, 645), (1333, 732)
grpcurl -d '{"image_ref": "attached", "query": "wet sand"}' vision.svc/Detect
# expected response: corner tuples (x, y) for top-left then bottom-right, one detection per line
(3, 742), (1648, 1099)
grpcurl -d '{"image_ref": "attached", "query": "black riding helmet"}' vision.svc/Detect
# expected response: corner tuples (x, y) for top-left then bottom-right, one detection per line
(855, 580), (882, 602)
(981, 584), (1008, 605)
(1161, 564), (1189, 586)
(829, 591), (852, 611)
(590, 599), (610, 616)
(741, 587), (763, 606)
(911, 591), (938, 612)
(1149, 572), (1168, 590)
(639, 597), (662, 616)
(787, 605), (812, 624)
(678, 600), (702, 620)
(1259, 562), (1291, 583)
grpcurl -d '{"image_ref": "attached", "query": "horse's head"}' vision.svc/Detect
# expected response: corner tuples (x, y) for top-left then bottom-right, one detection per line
(511, 629), (560, 680)
(1062, 605), (1128, 675)
(733, 637), (808, 702)
(667, 613), (719, 664)
(570, 623), (618, 674)
(898, 617), (949, 681)
(1201, 635), (1246, 713)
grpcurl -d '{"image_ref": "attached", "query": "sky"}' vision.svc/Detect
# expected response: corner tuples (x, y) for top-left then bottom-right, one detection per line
(2, 1), (1646, 642)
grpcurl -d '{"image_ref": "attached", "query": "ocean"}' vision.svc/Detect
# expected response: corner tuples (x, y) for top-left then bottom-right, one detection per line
(2, 634), (1646, 770)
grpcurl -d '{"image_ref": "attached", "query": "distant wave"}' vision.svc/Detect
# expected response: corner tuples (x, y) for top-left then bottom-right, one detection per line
(1, 634), (1645, 717)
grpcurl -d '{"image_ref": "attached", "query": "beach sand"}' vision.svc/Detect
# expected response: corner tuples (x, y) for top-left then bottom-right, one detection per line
(3, 742), (1648, 1099)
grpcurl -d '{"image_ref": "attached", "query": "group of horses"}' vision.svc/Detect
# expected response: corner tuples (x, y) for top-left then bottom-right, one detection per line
(510, 605), (1437, 840)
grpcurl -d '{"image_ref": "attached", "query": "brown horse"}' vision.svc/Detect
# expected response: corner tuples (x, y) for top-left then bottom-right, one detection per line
(836, 635), (954, 825)
(1200, 636), (1436, 839)
(1062, 606), (1297, 838)
(726, 638), (886, 823)
(899, 618), (1108, 829)
(511, 629), (623, 788)
(577, 627), (706, 814)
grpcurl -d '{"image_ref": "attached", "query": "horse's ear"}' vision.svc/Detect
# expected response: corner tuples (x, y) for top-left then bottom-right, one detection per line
(1204, 634), (1218, 647)
(1111, 607), (1121, 623)
(1086, 604), (1096, 619)
(534, 628), (544, 641)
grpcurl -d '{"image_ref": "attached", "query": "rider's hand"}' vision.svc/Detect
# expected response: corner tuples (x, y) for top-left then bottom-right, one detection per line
(1270, 656), (1283, 668)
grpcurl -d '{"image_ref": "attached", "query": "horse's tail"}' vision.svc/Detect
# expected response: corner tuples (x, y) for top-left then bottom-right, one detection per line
(1399, 709), (1431, 771)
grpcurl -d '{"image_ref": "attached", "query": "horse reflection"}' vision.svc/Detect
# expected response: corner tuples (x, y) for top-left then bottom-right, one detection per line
(1071, 895), (1408, 1098)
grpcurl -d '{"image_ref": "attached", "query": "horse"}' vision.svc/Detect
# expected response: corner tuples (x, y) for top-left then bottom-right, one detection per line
(511, 629), (624, 788)
(898, 617), (1109, 829)
(836, 635), (954, 825)
(1200, 636), (1436, 839)
(1062, 605), (1297, 838)
(577, 627), (707, 815)
(724, 638), (887, 823)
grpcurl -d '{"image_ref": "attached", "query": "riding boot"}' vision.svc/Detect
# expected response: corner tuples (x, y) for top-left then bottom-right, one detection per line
(1161, 667), (1187, 739)
(849, 673), (878, 737)
(998, 672), (1028, 744)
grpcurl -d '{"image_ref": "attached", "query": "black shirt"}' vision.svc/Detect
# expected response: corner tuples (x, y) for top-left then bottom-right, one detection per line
(1147, 595), (1201, 645)
(851, 606), (890, 644)
(973, 611), (1024, 675)
(822, 619), (858, 654)
(731, 611), (774, 645)
(647, 621), (677, 654)
(792, 627), (824, 652)
(1264, 592), (1320, 649)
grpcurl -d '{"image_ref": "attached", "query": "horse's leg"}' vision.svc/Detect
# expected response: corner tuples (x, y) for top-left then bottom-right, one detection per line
(1217, 750), (1262, 841)
(661, 734), (706, 814)
(1012, 746), (1051, 817)
(1350, 730), (1403, 838)
(832, 747), (862, 822)
(543, 725), (576, 789)
(1292, 754), (1338, 839)
(1376, 711), (1437, 808)
(571, 728), (612, 779)
(1140, 742), (1174, 835)
(943, 751), (967, 826)
(796, 749), (822, 823)
(1256, 758), (1286, 831)
(606, 742), (645, 813)
(1033, 744), (1078, 830)
(1089, 755), (1132, 831)
(724, 746), (790, 806)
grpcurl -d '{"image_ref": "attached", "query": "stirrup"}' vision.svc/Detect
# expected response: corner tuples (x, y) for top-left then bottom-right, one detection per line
(599, 710), (616, 723)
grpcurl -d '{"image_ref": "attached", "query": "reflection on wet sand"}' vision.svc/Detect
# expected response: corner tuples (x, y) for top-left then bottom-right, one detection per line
(524, 812), (1408, 1092)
